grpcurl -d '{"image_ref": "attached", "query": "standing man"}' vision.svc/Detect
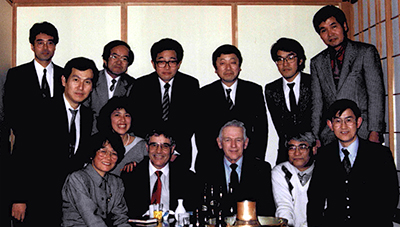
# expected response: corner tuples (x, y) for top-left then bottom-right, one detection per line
(265, 38), (312, 164)
(128, 38), (199, 170)
(10, 57), (99, 226)
(307, 99), (398, 227)
(197, 120), (275, 217)
(196, 44), (267, 172)
(311, 5), (385, 147)
(2, 21), (63, 227)
(85, 40), (135, 132)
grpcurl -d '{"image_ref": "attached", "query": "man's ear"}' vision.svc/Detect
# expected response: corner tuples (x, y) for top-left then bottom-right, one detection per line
(244, 138), (249, 149)
(151, 60), (156, 70)
(61, 75), (66, 87)
(356, 117), (363, 129)
(217, 137), (222, 149)
(343, 22), (349, 33)
(327, 119), (334, 131)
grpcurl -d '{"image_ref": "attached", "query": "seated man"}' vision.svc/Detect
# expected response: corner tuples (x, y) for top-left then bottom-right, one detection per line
(307, 99), (399, 227)
(121, 129), (197, 218)
(62, 132), (130, 227)
(197, 120), (275, 217)
(272, 132), (316, 227)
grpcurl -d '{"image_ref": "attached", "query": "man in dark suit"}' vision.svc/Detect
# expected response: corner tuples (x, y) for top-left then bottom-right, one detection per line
(310, 5), (385, 147)
(195, 44), (267, 172)
(10, 57), (99, 226)
(2, 21), (63, 227)
(307, 99), (398, 227)
(128, 38), (199, 170)
(265, 38), (312, 164)
(84, 40), (135, 133)
(121, 129), (197, 218)
(197, 120), (275, 217)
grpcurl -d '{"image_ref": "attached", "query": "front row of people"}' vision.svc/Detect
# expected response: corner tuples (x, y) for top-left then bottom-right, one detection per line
(60, 97), (398, 227)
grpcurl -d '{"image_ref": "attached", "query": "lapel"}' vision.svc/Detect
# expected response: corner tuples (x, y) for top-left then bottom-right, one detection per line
(298, 73), (311, 112)
(319, 50), (337, 95)
(337, 40), (357, 92)
(114, 74), (129, 97)
(27, 61), (42, 95)
(276, 78), (290, 113)
(94, 70), (110, 106)
(77, 105), (92, 151)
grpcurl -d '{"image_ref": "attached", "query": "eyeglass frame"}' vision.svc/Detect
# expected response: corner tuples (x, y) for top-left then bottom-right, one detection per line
(148, 142), (173, 151)
(331, 116), (357, 127)
(287, 143), (310, 153)
(155, 60), (179, 68)
(97, 149), (118, 160)
(109, 53), (129, 63)
(275, 54), (297, 65)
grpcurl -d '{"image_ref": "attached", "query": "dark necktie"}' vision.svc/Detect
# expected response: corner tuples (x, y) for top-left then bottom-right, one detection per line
(110, 79), (117, 92)
(342, 148), (351, 174)
(151, 171), (162, 204)
(162, 83), (170, 121)
(287, 83), (298, 113)
(230, 163), (239, 193)
(69, 109), (78, 157)
(41, 68), (50, 98)
(226, 88), (234, 110)
(298, 173), (311, 186)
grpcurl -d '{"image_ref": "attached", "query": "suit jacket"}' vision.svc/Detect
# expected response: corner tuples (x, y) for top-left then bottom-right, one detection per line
(310, 40), (385, 145)
(265, 73), (312, 164)
(84, 69), (135, 132)
(121, 158), (198, 218)
(197, 154), (275, 217)
(128, 71), (199, 170)
(307, 139), (398, 227)
(195, 79), (268, 171)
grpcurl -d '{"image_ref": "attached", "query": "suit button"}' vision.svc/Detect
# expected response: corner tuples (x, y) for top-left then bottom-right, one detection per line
(346, 197), (350, 201)
(345, 180), (349, 184)
(347, 205), (350, 209)
(102, 197), (104, 200)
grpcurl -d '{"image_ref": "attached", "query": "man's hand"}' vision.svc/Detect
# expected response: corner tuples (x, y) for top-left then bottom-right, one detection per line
(12, 203), (27, 222)
(121, 162), (137, 173)
(368, 131), (381, 143)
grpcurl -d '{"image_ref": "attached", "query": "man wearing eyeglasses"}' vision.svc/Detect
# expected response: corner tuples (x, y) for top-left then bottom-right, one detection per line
(128, 38), (199, 171)
(271, 132), (316, 227)
(121, 129), (197, 219)
(307, 99), (398, 227)
(265, 38), (312, 165)
(85, 40), (135, 133)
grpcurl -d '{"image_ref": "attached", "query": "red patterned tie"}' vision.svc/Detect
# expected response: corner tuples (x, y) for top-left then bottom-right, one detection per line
(151, 171), (162, 204)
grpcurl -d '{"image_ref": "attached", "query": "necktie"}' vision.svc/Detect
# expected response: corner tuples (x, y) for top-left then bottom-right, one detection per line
(42, 68), (50, 98)
(342, 149), (351, 174)
(162, 83), (170, 121)
(69, 109), (78, 157)
(110, 79), (117, 92)
(298, 173), (311, 186)
(230, 163), (239, 193)
(226, 88), (234, 110)
(151, 171), (163, 204)
(287, 83), (298, 113)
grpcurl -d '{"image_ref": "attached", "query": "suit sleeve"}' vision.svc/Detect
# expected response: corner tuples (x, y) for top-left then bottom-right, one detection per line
(307, 156), (327, 227)
(310, 60), (324, 141)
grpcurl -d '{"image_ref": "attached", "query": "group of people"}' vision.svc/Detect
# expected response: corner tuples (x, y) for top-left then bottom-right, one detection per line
(0, 4), (398, 227)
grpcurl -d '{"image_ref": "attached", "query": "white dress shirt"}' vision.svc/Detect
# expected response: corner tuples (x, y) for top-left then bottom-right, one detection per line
(105, 70), (121, 99)
(339, 137), (359, 167)
(159, 77), (174, 103)
(149, 162), (170, 212)
(34, 60), (54, 97)
(282, 72), (301, 112)
(221, 80), (238, 105)
(63, 94), (81, 154)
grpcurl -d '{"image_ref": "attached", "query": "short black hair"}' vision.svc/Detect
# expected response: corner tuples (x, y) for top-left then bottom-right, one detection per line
(313, 5), (348, 35)
(102, 40), (134, 67)
(150, 38), (184, 63)
(29, 21), (59, 45)
(270, 37), (306, 72)
(63, 57), (99, 87)
(326, 99), (361, 121)
(145, 129), (175, 146)
(212, 44), (243, 70)
(97, 97), (134, 134)
(89, 131), (125, 164)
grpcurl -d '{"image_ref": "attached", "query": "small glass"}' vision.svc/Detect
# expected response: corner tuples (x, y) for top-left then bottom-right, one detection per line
(153, 204), (163, 221)
(178, 212), (190, 226)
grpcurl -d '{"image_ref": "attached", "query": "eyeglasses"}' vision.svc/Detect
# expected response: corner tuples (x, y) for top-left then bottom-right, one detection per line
(332, 117), (356, 127)
(109, 53), (129, 63)
(97, 149), (118, 160)
(288, 144), (309, 153)
(148, 142), (172, 151)
(275, 54), (297, 65)
(155, 61), (179, 68)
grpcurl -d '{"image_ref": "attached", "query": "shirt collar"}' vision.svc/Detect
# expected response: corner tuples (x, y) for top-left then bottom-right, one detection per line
(105, 70), (121, 83)
(339, 136), (359, 161)
(283, 72), (301, 89)
(149, 160), (170, 177)
(224, 155), (243, 170)
(158, 77), (174, 89)
(85, 163), (109, 187)
(63, 93), (81, 111)
(221, 79), (238, 91)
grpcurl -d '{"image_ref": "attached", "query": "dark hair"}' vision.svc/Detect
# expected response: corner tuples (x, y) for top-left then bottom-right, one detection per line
(102, 40), (134, 67)
(63, 57), (99, 87)
(313, 5), (348, 35)
(145, 129), (175, 146)
(29, 21), (59, 45)
(151, 38), (184, 63)
(212, 44), (243, 69)
(326, 99), (361, 120)
(97, 97), (134, 134)
(90, 131), (125, 164)
(270, 37), (306, 72)
(285, 131), (316, 166)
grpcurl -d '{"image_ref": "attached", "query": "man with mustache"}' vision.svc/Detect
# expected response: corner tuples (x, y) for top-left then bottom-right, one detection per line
(195, 44), (267, 172)
(310, 5), (385, 147)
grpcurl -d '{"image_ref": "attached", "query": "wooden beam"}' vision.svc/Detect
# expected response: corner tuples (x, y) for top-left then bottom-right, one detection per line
(385, 0), (394, 154)
(121, 2), (128, 41)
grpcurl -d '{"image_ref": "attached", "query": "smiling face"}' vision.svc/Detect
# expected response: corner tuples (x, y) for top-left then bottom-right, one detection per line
(318, 16), (348, 51)
(147, 134), (175, 169)
(92, 141), (118, 177)
(327, 108), (363, 147)
(62, 68), (94, 109)
(152, 50), (181, 83)
(111, 108), (131, 136)
(31, 33), (56, 67)
(215, 54), (242, 87)
(288, 140), (311, 171)
(217, 126), (249, 164)
(276, 50), (302, 82)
